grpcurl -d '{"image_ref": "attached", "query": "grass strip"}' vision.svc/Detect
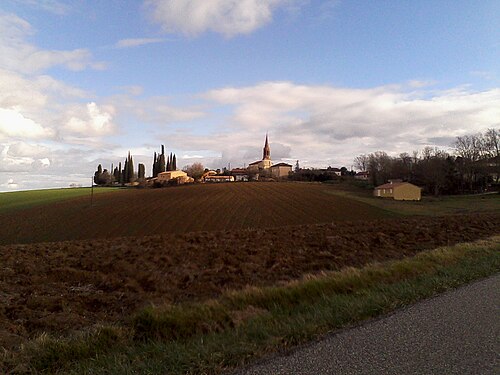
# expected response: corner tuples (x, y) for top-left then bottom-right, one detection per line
(3, 236), (499, 374)
(0, 187), (122, 214)
(323, 186), (500, 216)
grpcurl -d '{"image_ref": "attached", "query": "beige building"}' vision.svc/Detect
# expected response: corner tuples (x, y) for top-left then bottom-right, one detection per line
(270, 163), (292, 179)
(157, 170), (193, 184)
(374, 181), (421, 201)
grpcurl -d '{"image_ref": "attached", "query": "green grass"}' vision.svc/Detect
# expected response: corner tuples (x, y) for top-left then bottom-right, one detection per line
(323, 184), (500, 216)
(3, 236), (499, 374)
(0, 187), (122, 214)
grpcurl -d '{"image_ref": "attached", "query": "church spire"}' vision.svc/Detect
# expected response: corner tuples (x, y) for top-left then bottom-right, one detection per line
(263, 133), (271, 160)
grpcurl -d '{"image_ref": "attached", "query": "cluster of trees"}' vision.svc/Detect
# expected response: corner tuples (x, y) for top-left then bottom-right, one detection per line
(354, 129), (499, 195)
(95, 145), (179, 186)
(94, 152), (145, 186)
(182, 163), (236, 180)
(183, 162), (205, 180)
(289, 167), (355, 182)
(152, 145), (177, 177)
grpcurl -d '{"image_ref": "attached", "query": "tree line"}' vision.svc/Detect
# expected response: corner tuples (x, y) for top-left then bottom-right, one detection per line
(354, 128), (499, 195)
(94, 145), (177, 186)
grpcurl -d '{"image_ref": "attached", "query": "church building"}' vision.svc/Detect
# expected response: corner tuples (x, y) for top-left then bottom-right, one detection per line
(248, 134), (272, 173)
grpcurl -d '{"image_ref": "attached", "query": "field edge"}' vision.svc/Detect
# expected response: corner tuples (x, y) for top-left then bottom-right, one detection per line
(2, 236), (499, 374)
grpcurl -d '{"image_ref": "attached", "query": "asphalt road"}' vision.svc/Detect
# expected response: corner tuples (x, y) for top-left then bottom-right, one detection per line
(234, 274), (500, 375)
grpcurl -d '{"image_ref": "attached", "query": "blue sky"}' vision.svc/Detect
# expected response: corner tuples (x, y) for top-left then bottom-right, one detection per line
(0, 0), (499, 191)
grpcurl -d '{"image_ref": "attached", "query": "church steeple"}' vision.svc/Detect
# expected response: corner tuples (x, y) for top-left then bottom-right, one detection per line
(263, 133), (271, 160)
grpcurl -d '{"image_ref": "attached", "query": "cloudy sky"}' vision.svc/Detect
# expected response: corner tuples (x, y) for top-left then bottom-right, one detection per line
(0, 0), (499, 191)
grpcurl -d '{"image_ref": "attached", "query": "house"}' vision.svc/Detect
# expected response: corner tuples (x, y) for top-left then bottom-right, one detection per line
(270, 163), (292, 179)
(480, 155), (500, 183)
(354, 171), (370, 180)
(326, 167), (342, 176)
(204, 175), (235, 183)
(157, 170), (193, 184)
(374, 181), (421, 201)
(231, 168), (249, 181)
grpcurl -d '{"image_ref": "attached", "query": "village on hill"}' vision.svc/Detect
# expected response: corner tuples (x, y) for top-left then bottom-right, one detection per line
(94, 129), (499, 200)
(93, 134), (299, 186)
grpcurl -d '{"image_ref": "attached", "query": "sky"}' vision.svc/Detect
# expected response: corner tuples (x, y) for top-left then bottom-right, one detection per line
(0, 0), (499, 191)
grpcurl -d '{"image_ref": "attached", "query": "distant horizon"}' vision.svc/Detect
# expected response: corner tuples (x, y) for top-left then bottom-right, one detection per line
(1, 0), (499, 192)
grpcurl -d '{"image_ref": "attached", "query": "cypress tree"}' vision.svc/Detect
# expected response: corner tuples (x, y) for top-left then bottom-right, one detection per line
(94, 164), (103, 184)
(128, 152), (135, 182)
(123, 158), (128, 183)
(159, 152), (166, 173)
(119, 162), (123, 184)
(172, 154), (177, 170)
(153, 152), (157, 178)
(138, 163), (145, 180)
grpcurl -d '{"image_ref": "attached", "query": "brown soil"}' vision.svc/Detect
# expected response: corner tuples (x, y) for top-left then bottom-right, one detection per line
(0, 183), (389, 245)
(1, 213), (499, 350)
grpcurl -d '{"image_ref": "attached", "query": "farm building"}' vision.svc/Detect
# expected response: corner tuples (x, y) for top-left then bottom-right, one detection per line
(374, 181), (421, 201)
(157, 170), (193, 184)
(354, 171), (370, 180)
(231, 168), (249, 181)
(270, 163), (292, 179)
(204, 175), (235, 183)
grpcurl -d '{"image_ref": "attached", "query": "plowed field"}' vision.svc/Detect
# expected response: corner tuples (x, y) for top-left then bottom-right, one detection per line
(1, 213), (498, 350)
(0, 183), (390, 245)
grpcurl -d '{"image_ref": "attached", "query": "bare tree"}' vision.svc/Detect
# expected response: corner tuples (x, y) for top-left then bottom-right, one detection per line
(483, 128), (500, 182)
(484, 128), (499, 157)
(454, 134), (484, 191)
(417, 147), (450, 196)
(367, 151), (393, 186)
(354, 154), (369, 172)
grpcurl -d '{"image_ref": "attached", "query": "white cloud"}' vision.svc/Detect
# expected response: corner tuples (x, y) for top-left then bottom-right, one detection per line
(64, 102), (116, 137)
(1, 178), (19, 189)
(144, 0), (296, 37)
(0, 67), (115, 145)
(12, 0), (70, 15)
(0, 142), (53, 172)
(0, 108), (54, 140)
(184, 82), (500, 167)
(109, 94), (205, 125)
(470, 70), (496, 81)
(6, 141), (51, 158)
(120, 85), (144, 96)
(0, 12), (105, 74)
(0, 69), (87, 113)
(407, 80), (436, 88)
(115, 38), (166, 48)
